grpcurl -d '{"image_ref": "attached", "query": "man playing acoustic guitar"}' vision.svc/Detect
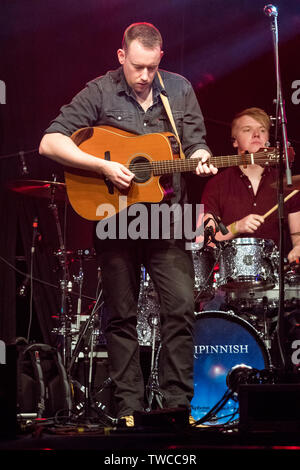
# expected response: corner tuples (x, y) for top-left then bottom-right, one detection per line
(39, 22), (217, 426)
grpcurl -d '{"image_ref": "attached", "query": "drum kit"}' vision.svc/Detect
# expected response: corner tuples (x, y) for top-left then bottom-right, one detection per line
(190, 236), (300, 424)
(8, 176), (300, 426)
(136, 233), (300, 424)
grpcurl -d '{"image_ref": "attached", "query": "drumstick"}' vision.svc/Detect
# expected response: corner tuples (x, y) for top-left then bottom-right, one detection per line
(263, 189), (299, 219)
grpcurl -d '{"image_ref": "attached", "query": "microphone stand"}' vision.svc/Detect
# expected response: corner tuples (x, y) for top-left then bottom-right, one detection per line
(48, 176), (72, 371)
(26, 217), (39, 342)
(264, 5), (293, 369)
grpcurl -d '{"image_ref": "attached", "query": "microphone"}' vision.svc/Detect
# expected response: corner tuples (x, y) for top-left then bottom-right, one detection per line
(214, 215), (229, 235)
(19, 151), (29, 176)
(226, 364), (256, 393)
(31, 216), (39, 254)
(202, 213), (229, 246)
(210, 213), (229, 235)
(263, 4), (278, 18)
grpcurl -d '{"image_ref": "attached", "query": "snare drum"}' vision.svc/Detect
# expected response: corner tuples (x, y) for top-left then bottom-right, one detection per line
(190, 310), (270, 424)
(217, 238), (277, 291)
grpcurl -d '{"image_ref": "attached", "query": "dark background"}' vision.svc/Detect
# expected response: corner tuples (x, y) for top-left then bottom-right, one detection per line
(0, 0), (299, 345)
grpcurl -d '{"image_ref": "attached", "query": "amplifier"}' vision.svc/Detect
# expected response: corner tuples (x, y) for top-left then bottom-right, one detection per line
(0, 344), (17, 437)
(239, 383), (300, 433)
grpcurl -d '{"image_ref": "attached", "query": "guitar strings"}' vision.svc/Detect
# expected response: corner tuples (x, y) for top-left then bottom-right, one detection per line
(126, 152), (277, 175)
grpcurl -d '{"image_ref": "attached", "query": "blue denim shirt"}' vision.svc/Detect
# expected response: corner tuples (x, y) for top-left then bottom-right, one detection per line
(45, 67), (210, 206)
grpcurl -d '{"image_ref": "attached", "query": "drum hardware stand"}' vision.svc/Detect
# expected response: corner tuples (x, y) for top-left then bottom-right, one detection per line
(145, 312), (164, 411)
(194, 222), (223, 304)
(260, 298), (276, 368)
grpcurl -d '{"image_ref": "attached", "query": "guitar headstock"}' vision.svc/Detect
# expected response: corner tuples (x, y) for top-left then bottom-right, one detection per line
(256, 146), (295, 166)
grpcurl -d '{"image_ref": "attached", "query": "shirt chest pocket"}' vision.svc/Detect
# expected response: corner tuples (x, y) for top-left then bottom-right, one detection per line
(104, 110), (134, 127)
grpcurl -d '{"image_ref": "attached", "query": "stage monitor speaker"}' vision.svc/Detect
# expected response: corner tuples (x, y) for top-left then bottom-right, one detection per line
(239, 384), (300, 433)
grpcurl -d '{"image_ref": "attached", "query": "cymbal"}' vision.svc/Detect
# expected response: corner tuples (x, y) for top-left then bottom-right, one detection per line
(7, 179), (67, 202)
(270, 175), (300, 191)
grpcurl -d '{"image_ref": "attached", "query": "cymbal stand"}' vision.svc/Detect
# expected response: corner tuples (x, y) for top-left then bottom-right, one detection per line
(95, 267), (107, 345)
(145, 311), (163, 411)
(68, 290), (117, 425)
(260, 298), (275, 368)
(48, 176), (73, 371)
(73, 253), (84, 332)
(75, 319), (96, 424)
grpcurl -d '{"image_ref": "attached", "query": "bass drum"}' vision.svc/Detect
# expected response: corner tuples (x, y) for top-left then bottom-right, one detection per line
(190, 311), (270, 424)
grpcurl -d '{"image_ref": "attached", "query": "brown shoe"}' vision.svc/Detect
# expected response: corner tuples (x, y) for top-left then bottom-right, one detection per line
(189, 415), (208, 427)
(189, 414), (196, 425)
(119, 415), (135, 427)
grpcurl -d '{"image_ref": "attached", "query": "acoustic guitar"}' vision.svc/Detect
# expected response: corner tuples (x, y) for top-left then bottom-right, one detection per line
(64, 125), (293, 221)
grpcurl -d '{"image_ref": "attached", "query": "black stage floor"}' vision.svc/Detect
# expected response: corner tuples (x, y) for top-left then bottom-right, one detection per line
(1, 419), (300, 463)
(2, 345), (300, 460)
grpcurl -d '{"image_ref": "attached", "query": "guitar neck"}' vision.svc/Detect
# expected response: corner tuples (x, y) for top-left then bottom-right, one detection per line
(151, 153), (274, 175)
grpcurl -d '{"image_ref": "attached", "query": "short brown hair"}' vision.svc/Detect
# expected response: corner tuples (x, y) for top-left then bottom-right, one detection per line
(231, 107), (271, 138)
(122, 22), (163, 51)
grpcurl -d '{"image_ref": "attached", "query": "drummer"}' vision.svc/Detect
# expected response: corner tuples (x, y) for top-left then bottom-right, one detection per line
(200, 107), (300, 264)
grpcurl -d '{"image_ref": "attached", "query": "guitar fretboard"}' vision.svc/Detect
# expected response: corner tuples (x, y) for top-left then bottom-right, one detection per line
(144, 152), (278, 176)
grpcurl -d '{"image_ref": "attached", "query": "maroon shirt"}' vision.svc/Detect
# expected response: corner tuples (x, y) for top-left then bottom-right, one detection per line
(201, 166), (300, 249)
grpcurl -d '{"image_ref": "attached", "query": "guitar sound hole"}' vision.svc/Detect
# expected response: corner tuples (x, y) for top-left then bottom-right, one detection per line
(130, 156), (152, 183)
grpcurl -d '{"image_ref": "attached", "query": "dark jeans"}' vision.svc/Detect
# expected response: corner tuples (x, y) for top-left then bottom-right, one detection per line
(96, 237), (195, 418)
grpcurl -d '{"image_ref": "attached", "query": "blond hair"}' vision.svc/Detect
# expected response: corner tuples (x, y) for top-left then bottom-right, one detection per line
(231, 107), (271, 138)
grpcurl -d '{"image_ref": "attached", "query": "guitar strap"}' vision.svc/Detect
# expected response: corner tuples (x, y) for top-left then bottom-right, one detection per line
(157, 71), (185, 159)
